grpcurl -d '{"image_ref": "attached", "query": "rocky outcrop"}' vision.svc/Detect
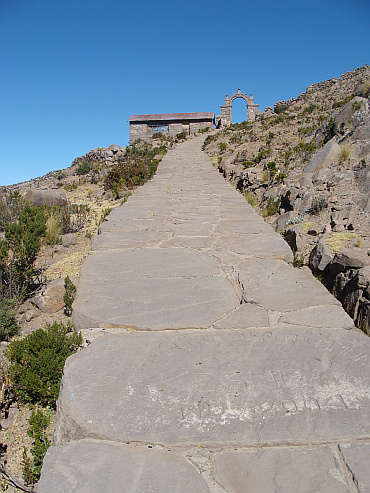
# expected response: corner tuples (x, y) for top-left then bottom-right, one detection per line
(23, 188), (67, 207)
(71, 144), (125, 169)
(205, 65), (370, 333)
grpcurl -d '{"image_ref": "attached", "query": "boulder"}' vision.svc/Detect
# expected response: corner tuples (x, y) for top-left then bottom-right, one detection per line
(309, 238), (333, 272)
(298, 174), (313, 188)
(303, 138), (340, 174)
(61, 233), (78, 247)
(24, 189), (67, 207)
(329, 248), (369, 276)
(283, 224), (306, 252)
(30, 279), (65, 314)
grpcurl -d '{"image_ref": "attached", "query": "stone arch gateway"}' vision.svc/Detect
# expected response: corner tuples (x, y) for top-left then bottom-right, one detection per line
(217, 89), (261, 126)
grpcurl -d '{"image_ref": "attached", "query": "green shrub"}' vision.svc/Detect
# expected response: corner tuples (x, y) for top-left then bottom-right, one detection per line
(262, 197), (280, 217)
(219, 142), (227, 152)
(0, 205), (47, 298)
(293, 251), (305, 268)
(6, 321), (82, 408)
(63, 276), (76, 316)
(75, 160), (92, 176)
(175, 131), (187, 141)
(310, 196), (328, 214)
(22, 409), (51, 485)
(0, 298), (19, 341)
(0, 190), (26, 232)
(105, 143), (163, 193)
(202, 134), (216, 149)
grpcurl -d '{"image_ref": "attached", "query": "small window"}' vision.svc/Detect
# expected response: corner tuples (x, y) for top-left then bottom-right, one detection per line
(149, 124), (168, 133)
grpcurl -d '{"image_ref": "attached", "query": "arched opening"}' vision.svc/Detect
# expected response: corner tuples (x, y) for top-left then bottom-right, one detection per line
(231, 97), (248, 124)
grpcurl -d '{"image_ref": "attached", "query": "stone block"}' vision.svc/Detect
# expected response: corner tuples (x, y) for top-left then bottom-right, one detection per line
(54, 328), (370, 447)
(38, 440), (209, 493)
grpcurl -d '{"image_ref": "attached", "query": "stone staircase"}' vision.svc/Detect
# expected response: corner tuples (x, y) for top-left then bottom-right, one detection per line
(38, 136), (370, 492)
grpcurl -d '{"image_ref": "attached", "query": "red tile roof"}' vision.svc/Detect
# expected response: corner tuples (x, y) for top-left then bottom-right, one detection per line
(128, 112), (215, 122)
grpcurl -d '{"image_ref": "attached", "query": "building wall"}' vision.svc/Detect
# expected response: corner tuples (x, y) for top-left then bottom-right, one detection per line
(129, 120), (214, 143)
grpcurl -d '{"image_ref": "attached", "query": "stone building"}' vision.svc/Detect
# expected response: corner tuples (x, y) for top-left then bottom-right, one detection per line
(128, 112), (215, 143)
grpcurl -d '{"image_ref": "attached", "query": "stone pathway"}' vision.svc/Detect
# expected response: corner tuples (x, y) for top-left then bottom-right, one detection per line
(39, 136), (370, 492)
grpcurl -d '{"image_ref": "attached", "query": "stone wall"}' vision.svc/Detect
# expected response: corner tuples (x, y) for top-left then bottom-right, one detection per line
(129, 120), (212, 143)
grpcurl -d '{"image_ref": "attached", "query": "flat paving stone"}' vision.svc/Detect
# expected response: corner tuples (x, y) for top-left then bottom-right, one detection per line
(213, 303), (269, 329)
(279, 304), (354, 329)
(211, 446), (352, 493)
(55, 328), (370, 447)
(240, 258), (342, 312)
(72, 248), (239, 330)
(225, 233), (294, 261)
(339, 442), (370, 492)
(38, 440), (209, 493)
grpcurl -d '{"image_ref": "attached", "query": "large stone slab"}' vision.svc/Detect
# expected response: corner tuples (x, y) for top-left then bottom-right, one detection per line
(38, 439), (209, 493)
(240, 258), (342, 312)
(55, 328), (370, 447)
(72, 248), (239, 330)
(211, 446), (352, 493)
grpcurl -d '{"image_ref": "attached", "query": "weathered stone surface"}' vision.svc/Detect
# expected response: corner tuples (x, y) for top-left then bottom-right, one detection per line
(240, 258), (340, 312)
(23, 188), (67, 206)
(38, 440), (209, 493)
(213, 303), (269, 329)
(330, 248), (369, 275)
(211, 446), (352, 493)
(224, 233), (293, 261)
(279, 304), (354, 329)
(340, 443), (370, 493)
(309, 238), (333, 272)
(303, 138), (340, 173)
(72, 248), (239, 330)
(43, 136), (369, 491)
(55, 328), (370, 447)
(30, 279), (65, 313)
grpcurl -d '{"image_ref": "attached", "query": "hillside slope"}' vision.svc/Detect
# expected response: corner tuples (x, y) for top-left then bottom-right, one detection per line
(204, 64), (370, 333)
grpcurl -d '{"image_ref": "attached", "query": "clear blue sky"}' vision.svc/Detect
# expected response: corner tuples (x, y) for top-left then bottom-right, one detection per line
(1, 0), (369, 186)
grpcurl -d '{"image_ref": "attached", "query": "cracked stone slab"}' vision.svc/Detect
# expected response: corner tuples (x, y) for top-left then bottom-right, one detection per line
(339, 442), (370, 492)
(55, 328), (370, 446)
(240, 258), (343, 313)
(38, 439), (209, 493)
(279, 304), (354, 329)
(72, 248), (239, 330)
(92, 230), (171, 251)
(225, 233), (294, 261)
(213, 303), (269, 329)
(217, 219), (273, 235)
(211, 446), (353, 493)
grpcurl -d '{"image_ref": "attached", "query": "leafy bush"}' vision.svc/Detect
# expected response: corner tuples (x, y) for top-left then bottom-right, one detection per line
(310, 196), (328, 214)
(63, 276), (76, 316)
(293, 251), (305, 268)
(202, 134), (217, 149)
(6, 321), (82, 408)
(105, 143), (164, 194)
(262, 197), (280, 217)
(175, 131), (187, 141)
(0, 205), (47, 298)
(75, 160), (92, 176)
(0, 190), (26, 232)
(219, 142), (227, 152)
(22, 409), (51, 485)
(0, 298), (19, 341)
